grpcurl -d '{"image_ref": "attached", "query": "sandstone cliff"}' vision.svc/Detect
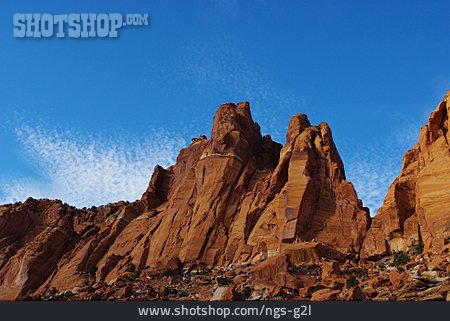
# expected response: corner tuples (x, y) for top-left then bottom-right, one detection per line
(361, 91), (450, 259)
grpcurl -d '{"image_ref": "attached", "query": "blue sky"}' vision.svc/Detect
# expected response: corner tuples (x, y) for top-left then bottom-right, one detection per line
(0, 0), (449, 214)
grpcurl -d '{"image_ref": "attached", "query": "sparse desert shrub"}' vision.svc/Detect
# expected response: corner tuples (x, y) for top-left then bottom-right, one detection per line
(349, 267), (367, 278)
(86, 266), (98, 279)
(134, 269), (142, 278)
(346, 275), (357, 289)
(290, 264), (308, 272)
(64, 290), (74, 298)
(393, 251), (409, 267)
(162, 269), (175, 277)
(147, 286), (157, 298)
(162, 287), (177, 297)
(411, 242), (424, 255)
(233, 286), (252, 301)
(90, 293), (102, 301)
(216, 276), (232, 286)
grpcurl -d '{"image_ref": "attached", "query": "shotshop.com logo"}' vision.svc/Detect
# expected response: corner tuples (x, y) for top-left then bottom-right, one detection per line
(13, 13), (149, 38)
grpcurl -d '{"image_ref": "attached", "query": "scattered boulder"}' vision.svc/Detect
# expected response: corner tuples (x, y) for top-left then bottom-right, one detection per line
(311, 288), (341, 301)
(346, 286), (365, 301)
(389, 270), (409, 289)
(321, 261), (341, 279)
(211, 286), (234, 301)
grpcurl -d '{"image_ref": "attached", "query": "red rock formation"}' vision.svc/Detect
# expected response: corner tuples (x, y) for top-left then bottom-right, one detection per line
(245, 115), (370, 259)
(0, 198), (126, 299)
(0, 199), (75, 300)
(0, 101), (370, 300)
(361, 90), (450, 259)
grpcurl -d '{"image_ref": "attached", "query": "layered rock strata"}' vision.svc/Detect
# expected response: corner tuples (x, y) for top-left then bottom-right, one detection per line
(0, 101), (371, 299)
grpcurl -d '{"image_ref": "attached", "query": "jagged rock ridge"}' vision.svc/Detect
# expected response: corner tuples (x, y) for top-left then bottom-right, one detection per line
(0, 101), (370, 299)
(0, 92), (449, 301)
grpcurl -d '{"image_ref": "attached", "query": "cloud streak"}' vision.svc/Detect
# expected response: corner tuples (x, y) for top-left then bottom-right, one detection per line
(0, 125), (185, 208)
(343, 146), (401, 215)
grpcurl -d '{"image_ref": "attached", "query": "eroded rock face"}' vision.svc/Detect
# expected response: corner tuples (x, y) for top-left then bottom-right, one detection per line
(361, 91), (450, 260)
(0, 198), (127, 300)
(0, 199), (75, 300)
(0, 101), (370, 299)
(245, 115), (370, 258)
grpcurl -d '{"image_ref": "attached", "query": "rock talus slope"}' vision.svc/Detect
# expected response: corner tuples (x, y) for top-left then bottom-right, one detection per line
(0, 101), (371, 299)
(361, 91), (450, 259)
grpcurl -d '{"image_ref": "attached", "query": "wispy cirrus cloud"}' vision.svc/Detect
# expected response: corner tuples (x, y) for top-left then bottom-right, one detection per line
(0, 125), (185, 208)
(182, 41), (307, 140)
(343, 145), (401, 215)
(151, 37), (307, 143)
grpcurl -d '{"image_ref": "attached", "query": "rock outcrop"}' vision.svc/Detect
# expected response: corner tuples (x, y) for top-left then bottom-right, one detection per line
(361, 91), (450, 260)
(0, 101), (371, 300)
(0, 199), (76, 300)
(1, 92), (449, 301)
(0, 198), (126, 300)
(245, 114), (370, 258)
